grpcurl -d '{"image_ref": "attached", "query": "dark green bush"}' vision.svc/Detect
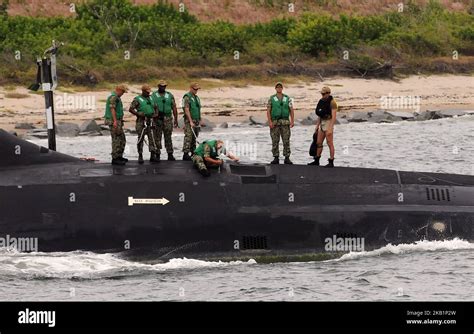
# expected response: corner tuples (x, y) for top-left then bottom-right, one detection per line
(0, 0), (472, 85)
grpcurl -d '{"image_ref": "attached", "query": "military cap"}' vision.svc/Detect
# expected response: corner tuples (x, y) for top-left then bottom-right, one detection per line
(116, 84), (129, 92)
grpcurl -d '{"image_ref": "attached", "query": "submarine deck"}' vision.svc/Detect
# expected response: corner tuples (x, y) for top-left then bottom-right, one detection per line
(1, 160), (474, 188)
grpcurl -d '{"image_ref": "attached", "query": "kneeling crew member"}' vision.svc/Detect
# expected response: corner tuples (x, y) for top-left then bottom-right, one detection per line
(193, 139), (239, 177)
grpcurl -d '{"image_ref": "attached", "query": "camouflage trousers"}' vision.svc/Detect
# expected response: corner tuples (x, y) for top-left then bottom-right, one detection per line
(136, 118), (159, 154)
(192, 155), (207, 171)
(156, 116), (174, 154)
(270, 119), (291, 157)
(105, 119), (126, 159)
(182, 119), (200, 154)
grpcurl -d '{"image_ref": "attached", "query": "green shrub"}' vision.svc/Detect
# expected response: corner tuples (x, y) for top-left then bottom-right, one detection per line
(0, 0), (472, 86)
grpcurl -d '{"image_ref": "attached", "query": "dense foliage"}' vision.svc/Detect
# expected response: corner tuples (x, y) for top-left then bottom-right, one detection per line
(0, 0), (472, 85)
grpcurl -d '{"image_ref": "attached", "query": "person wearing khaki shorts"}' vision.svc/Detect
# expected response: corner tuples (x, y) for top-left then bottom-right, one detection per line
(320, 118), (333, 132)
(308, 86), (338, 167)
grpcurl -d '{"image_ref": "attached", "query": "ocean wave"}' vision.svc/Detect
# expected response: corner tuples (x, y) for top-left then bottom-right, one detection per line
(0, 249), (256, 279)
(332, 238), (474, 262)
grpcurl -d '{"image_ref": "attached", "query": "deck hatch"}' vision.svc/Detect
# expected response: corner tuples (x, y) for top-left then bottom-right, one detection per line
(230, 165), (267, 176)
(426, 187), (451, 202)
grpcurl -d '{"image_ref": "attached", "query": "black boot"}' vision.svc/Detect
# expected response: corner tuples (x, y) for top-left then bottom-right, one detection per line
(183, 153), (192, 161)
(138, 153), (144, 164)
(111, 158), (125, 166)
(324, 158), (334, 168)
(168, 153), (176, 161)
(155, 153), (161, 163)
(199, 168), (210, 177)
(284, 157), (293, 165)
(150, 152), (159, 163)
(270, 156), (279, 164)
(308, 156), (320, 166)
(119, 156), (128, 162)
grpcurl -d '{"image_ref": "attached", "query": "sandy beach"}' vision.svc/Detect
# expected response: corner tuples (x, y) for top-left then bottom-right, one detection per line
(0, 74), (473, 133)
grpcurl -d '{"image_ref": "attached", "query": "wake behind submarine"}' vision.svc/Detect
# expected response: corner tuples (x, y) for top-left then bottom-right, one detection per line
(0, 129), (473, 261)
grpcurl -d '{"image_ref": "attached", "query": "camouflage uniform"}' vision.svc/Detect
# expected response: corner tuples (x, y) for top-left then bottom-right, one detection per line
(268, 97), (293, 157)
(130, 99), (159, 154)
(152, 90), (176, 155)
(156, 116), (174, 154)
(192, 155), (206, 171)
(182, 95), (200, 154)
(192, 142), (212, 171)
(270, 119), (291, 157)
(104, 95), (126, 160)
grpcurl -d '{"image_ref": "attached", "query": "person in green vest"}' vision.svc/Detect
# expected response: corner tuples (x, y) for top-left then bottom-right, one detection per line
(182, 82), (204, 161)
(266, 82), (295, 164)
(104, 84), (128, 165)
(128, 84), (160, 164)
(151, 80), (179, 161)
(193, 139), (239, 177)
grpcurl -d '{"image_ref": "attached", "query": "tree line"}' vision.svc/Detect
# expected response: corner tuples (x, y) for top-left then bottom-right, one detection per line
(0, 0), (473, 85)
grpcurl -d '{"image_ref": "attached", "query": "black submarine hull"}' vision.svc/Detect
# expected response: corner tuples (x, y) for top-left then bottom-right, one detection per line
(0, 130), (473, 260)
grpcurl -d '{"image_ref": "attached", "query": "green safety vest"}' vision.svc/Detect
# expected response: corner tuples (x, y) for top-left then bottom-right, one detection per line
(182, 92), (201, 120)
(104, 92), (124, 120)
(135, 95), (156, 117)
(151, 91), (174, 116)
(194, 140), (218, 158)
(270, 94), (291, 120)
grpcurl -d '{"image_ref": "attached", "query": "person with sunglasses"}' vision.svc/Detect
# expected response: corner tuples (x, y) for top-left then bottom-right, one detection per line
(129, 84), (160, 164)
(151, 80), (179, 161)
(308, 86), (338, 167)
(182, 82), (204, 161)
(266, 82), (295, 164)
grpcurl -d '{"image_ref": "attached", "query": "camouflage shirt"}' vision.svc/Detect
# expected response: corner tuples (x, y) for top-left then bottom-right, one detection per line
(203, 143), (226, 158)
(109, 95), (119, 109)
(129, 97), (158, 116)
(202, 143), (212, 158)
(183, 95), (190, 111)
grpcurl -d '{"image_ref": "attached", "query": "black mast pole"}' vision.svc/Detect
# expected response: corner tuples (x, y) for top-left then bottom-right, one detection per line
(41, 57), (56, 151)
(39, 40), (62, 151)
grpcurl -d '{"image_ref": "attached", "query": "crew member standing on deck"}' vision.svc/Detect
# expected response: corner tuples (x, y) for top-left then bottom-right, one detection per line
(308, 86), (338, 168)
(104, 84), (128, 166)
(182, 82), (204, 161)
(129, 84), (160, 164)
(151, 80), (179, 161)
(266, 82), (295, 165)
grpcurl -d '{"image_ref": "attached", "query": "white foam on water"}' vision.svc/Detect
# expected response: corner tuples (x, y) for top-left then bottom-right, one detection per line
(332, 238), (474, 262)
(0, 249), (256, 279)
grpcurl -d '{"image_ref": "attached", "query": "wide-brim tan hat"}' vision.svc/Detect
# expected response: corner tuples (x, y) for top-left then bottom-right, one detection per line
(320, 86), (331, 94)
(141, 84), (152, 92)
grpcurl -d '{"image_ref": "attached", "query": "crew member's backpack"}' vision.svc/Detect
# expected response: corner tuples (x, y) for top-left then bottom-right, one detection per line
(309, 130), (319, 157)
